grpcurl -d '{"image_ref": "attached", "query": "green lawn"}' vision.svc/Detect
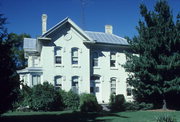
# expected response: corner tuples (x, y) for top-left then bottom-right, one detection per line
(1, 111), (180, 122)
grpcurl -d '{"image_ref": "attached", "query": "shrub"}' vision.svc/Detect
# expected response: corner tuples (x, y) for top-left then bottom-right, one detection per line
(124, 102), (140, 111)
(155, 114), (176, 122)
(13, 84), (32, 111)
(30, 82), (63, 111)
(60, 90), (80, 111)
(124, 102), (153, 111)
(109, 94), (125, 112)
(80, 93), (102, 112)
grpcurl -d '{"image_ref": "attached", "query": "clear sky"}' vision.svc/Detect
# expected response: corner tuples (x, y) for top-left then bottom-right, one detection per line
(0, 0), (179, 38)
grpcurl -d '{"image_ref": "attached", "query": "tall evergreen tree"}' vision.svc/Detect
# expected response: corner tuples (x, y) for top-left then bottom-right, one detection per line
(124, 0), (180, 109)
(0, 14), (20, 114)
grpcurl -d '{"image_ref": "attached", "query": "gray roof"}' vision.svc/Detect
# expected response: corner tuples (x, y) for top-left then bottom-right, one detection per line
(85, 31), (129, 45)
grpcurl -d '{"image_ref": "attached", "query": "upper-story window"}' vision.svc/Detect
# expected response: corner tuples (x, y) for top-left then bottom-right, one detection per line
(110, 52), (116, 67)
(72, 48), (78, 65)
(110, 77), (116, 94)
(54, 76), (62, 89)
(55, 47), (62, 64)
(32, 56), (40, 67)
(32, 74), (41, 86)
(72, 76), (79, 94)
(92, 52), (98, 67)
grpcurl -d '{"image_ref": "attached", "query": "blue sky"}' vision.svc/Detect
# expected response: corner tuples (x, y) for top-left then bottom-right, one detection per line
(0, 0), (179, 38)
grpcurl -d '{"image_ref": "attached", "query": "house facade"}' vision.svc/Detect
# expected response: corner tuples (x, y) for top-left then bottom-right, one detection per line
(18, 14), (133, 104)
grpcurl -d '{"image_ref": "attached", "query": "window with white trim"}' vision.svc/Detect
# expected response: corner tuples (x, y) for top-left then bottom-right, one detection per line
(127, 88), (132, 96)
(55, 47), (62, 64)
(110, 77), (116, 94)
(110, 52), (116, 67)
(55, 76), (62, 89)
(72, 76), (79, 94)
(90, 75), (100, 93)
(92, 52), (98, 67)
(32, 75), (41, 86)
(126, 82), (133, 96)
(72, 48), (78, 65)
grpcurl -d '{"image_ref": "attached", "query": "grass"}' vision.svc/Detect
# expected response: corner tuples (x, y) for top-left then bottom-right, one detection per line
(1, 110), (180, 122)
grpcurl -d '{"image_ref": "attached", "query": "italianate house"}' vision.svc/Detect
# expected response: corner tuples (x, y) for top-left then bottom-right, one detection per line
(18, 14), (133, 103)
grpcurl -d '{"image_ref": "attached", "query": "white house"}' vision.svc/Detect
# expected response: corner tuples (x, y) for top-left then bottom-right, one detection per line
(18, 14), (133, 104)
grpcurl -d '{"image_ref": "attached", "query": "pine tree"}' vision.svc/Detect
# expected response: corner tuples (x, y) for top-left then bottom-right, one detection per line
(0, 14), (20, 114)
(124, 0), (180, 109)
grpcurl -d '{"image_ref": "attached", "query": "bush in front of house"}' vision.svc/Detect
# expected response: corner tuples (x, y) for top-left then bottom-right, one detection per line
(30, 82), (63, 111)
(13, 84), (32, 111)
(109, 94), (125, 112)
(79, 93), (102, 112)
(60, 90), (80, 111)
(124, 102), (153, 111)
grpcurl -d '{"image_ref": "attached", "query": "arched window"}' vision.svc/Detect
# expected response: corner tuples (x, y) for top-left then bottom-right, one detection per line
(110, 77), (116, 94)
(54, 76), (62, 89)
(90, 75), (101, 93)
(55, 46), (62, 64)
(110, 52), (116, 67)
(71, 48), (78, 65)
(92, 52), (98, 67)
(127, 88), (132, 96)
(72, 76), (79, 94)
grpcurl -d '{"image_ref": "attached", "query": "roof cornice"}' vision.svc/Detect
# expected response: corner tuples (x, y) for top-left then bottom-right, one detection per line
(41, 17), (94, 43)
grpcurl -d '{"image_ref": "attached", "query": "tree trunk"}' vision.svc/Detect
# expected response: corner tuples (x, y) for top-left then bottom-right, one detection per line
(162, 99), (167, 110)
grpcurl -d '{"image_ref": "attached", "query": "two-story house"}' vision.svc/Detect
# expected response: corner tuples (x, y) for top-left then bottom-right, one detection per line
(18, 14), (133, 103)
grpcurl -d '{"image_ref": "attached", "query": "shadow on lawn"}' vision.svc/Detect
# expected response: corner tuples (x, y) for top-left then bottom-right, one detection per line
(0, 111), (129, 122)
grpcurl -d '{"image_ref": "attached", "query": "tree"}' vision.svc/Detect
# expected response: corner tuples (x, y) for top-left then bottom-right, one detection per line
(8, 33), (30, 70)
(0, 14), (20, 114)
(124, 0), (180, 109)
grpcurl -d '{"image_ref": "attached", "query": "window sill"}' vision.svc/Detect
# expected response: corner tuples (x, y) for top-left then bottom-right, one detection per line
(93, 67), (100, 69)
(110, 67), (118, 70)
(55, 64), (64, 67)
(72, 65), (81, 68)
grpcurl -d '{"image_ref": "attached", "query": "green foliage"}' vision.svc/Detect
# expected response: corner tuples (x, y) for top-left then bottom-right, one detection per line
(14, 82), (63, 111)
(13, 85), (32, 110)
(155, 114), (176, 122)
(60, 90), (80, 111)
(0, 13), (20, 114)
(124, 102), (153, 111)
(29, 82), (63, 111)
(109, 94), (125, 112)
(8, 33), (30, 70)
(79, 93), (102, 112)
(123, 0), (180, 109)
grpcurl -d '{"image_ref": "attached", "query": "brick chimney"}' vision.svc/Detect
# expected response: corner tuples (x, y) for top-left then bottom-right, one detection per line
(105, 25), (113, 34)
(42, 14), (47, 34)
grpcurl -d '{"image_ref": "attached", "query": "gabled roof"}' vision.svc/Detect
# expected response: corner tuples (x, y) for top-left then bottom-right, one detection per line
(41, 17), (128, 46)
(85, 31), (128, 45)
(41, 17), (94, 43)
